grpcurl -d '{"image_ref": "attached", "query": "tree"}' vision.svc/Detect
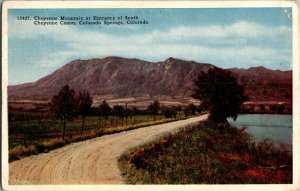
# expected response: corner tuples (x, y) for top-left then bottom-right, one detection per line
(112, 105), (125, 125)
(192, 68), (247, 123)
(184, 103), (197, 117)
(175, 105), (182, 116)
(260, 104), (265, 112)
(163, 106), (177, 118)
(75, 91), (93, 136)
(129, 106), (139, 123)
(147, 100), (160, 120)
(124, 103), (130, 125)
(98, 100), (111, 128)
(277, 104), (285, 114)
(50, 85), (76, 141)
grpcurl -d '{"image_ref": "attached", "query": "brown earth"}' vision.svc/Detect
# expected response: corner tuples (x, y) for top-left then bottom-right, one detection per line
(9, 115), (208, 184)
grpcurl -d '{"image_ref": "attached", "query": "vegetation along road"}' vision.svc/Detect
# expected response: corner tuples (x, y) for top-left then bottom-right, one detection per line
(9, 114), (208, 184)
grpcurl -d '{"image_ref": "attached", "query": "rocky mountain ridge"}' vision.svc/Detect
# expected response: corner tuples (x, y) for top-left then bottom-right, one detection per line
(8, 56), (292, 105)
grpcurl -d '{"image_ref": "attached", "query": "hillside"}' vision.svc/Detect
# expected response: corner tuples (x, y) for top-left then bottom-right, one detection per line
(228, 67), (292, 103)
(8, 56), (292, 105)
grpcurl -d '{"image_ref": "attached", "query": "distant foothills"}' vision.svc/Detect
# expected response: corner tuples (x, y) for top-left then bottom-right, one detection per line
(8, 56), (292, 113)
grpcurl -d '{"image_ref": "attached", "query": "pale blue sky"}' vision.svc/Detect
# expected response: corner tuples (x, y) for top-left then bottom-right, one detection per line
(8, 8), (293, 85)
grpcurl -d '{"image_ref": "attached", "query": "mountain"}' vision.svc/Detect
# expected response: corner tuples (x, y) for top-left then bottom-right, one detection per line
(228, 67), (292, 103)
(8, 56), (292, 105)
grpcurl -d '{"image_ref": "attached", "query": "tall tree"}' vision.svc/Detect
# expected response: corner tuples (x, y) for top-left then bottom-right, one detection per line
(184, 103), (197, 117)
(112, 105), (125, 125)
(75, 91), (93, 136)
(129, 106), (139, 123)
(192, 68), (247, 123)
(98, 100), (111, 128)
(147, 100), (160, 120)
(50, 85), (76, 141)
(124, 103), (130, 125)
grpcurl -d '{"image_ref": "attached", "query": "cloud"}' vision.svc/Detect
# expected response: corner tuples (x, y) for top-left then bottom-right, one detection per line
(34, 51), (76, 68)
(132, 21), (291, 44)
(9, 19), (292, 71)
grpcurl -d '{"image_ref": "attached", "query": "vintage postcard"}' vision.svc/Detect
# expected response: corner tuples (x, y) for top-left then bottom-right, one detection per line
(1, 1), (299, 191)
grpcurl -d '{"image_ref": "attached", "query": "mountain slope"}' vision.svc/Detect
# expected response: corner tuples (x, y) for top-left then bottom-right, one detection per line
(228, 67), (292, 102)
(8, 56), (292, 104)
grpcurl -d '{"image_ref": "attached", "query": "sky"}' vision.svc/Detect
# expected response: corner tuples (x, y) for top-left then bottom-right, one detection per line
(8, 8), (293, 85)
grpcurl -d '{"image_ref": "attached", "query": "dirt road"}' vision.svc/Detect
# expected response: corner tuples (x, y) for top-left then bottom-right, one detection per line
(9, 115), (208, 184)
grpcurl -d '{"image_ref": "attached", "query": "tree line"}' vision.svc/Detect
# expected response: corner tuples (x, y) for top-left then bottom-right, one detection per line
(49, 85), (205, 141)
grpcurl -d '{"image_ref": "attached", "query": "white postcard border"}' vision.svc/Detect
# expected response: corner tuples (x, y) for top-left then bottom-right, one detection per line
(1, 1), (299, 191)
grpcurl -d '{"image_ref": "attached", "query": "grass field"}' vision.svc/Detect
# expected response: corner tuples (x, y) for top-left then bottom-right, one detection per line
(8, 110), (187, 162)
(119, 121), (292, 184)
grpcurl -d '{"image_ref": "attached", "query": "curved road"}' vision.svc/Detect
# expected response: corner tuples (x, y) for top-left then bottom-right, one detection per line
(9, 115), (208, 184)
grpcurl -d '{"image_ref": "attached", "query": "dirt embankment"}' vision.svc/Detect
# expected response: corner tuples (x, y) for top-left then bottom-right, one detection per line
(9, 115), (208, 184)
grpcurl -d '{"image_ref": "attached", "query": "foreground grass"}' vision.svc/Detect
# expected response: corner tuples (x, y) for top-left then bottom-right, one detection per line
(9, 115), (187, 162)
(119, 121), (292, 184)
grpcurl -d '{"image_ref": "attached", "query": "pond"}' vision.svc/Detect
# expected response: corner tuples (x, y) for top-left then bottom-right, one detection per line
(228, 114), (292, 148)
